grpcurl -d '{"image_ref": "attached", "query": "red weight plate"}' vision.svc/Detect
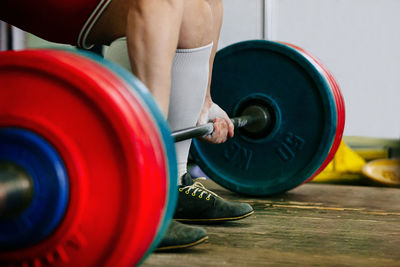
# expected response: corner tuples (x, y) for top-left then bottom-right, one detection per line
(0, 50), (168, 266)
(293, 47), (345, 181)
(282, 43), (345, 182)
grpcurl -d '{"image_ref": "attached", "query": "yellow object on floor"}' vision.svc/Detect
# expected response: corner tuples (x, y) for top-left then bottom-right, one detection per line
(362, 159), (400, 187)
(353, 148), (389, 161)
(311, 141), (366, 184)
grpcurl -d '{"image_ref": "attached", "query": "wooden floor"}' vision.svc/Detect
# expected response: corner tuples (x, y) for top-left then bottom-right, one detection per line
(143, 181), (400, 266)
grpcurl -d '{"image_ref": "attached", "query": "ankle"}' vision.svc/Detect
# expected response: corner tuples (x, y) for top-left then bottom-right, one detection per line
(177, 164), (188, 185)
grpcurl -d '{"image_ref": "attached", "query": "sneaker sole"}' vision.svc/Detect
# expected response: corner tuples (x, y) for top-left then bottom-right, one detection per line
(175, 210), (254, 223)
(155, 236), (208, 252)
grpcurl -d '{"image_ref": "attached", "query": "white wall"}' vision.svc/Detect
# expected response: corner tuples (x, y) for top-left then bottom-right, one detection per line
(221, 0), (400, 139)
(219, 0), (264, 48)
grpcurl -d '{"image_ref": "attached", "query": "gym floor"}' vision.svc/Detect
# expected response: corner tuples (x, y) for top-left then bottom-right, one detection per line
(144, 180), (400, 266)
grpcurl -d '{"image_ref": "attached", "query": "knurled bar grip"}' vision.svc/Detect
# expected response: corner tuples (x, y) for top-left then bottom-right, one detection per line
(172, 115), (263, 142)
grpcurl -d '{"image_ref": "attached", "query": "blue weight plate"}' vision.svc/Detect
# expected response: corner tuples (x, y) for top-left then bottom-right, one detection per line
(191, 40), (337, 196)
(0, 128), (69, 248)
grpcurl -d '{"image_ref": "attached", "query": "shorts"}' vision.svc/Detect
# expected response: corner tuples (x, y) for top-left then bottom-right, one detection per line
(0, 0), (112, 48)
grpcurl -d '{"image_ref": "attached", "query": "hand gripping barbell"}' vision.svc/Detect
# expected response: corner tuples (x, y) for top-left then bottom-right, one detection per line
(0, 40), (344, 266)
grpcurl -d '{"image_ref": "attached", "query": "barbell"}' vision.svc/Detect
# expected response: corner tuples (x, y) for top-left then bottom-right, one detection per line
(0, 40), (345, 265)
(191, 40), (345, 195)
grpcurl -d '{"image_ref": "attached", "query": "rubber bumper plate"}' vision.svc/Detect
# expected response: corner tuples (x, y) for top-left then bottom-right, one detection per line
(0, 50), (177, 266)
(191, 40), (337, 196)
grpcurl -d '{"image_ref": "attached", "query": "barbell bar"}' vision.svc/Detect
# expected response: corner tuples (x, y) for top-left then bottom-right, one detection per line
(0, 162), (33, 218)
(172, 104), (270, 142)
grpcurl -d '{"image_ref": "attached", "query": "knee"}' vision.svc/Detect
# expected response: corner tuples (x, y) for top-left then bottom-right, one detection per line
(204, 0), (223, 18)
(178, 0), (213, 48)
(205, 0), (222, 6)
(128, 0), (183, 16)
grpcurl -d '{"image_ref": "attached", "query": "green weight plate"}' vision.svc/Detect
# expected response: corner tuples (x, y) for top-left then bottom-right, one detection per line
(191, 40), (337, 196)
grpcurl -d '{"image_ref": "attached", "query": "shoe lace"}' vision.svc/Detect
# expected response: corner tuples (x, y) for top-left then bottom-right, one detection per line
(180, 177), (219, 200)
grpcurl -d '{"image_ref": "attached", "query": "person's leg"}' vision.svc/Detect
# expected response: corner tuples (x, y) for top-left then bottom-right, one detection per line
(171, 0), (220, 181)
(103, 0), (215, 250)
(171, 0), (224, 181)
(104, 0), (254, 223)
(104, 0), (214, 183)
(156, 1), (215, 248)
(206, 0), (224, 92)
(172, 0), (254, 223)
(168, 44), (213, 181)
(168, 0), (214, 182)
(89, 0), (185, 117)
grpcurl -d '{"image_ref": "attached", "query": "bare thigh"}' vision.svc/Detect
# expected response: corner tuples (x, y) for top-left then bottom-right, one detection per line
(88, 0), (214, 48)
(178, 0), (214, 48)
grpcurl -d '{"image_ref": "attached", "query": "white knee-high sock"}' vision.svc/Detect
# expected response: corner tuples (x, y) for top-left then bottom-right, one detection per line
(168, 43), (213, 184)
(104, 39), (213, 185)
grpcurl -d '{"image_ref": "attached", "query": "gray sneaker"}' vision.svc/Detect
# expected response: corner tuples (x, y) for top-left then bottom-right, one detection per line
(156, 220), (208, 251)
(174, 173), (254, 223)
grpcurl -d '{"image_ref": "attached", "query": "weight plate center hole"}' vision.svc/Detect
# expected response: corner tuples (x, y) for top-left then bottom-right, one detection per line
(235, 98), (278, 141)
